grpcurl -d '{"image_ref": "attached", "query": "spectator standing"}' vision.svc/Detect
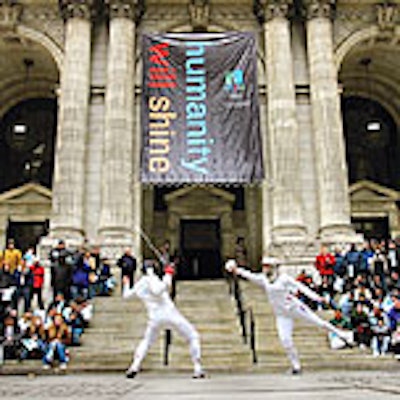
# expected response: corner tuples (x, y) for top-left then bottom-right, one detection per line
(49, 240), (74, 301)
(159, 240), (171, 266)
(315, 246), (335, 289)
(372, 248), (388, 285)
(235, 236), (248, 269)
(1, 239), (22, 274)
(344, 244), (362, 280)
(360, 241), (374, 277)
(30, 257), (45, 309)
(13, 262), (33, 313)
(117, 248), (137, 290)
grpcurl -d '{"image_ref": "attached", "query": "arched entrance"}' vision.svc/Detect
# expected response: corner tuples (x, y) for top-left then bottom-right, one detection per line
(339, 32), (400, 239)
(0, 27), (59, 248)
(342, 96), (398, 189)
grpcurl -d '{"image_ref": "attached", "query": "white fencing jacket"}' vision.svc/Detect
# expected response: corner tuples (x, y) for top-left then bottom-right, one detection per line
(235, 267), (323, 316)
(123, 270), (174, 318)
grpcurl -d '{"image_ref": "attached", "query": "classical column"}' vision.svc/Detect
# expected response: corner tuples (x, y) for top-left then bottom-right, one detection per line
(305, 0), (354, 242)
(260, 0), (306, 244)
(98, 0), (137, 255)
(50, 0), (94, 242)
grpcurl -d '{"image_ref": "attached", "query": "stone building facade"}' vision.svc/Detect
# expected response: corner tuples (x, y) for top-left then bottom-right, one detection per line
(0, 0), (399, 274)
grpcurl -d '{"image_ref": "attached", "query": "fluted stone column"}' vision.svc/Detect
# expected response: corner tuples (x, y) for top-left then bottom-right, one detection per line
(261, 0), (306, 244)
(50, 0), (94, 243)
(305, 0), (354, 242)
(98, 0), (136, 256)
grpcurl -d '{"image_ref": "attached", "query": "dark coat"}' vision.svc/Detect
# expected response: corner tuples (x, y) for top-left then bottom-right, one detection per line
(117, 254), (137, 276)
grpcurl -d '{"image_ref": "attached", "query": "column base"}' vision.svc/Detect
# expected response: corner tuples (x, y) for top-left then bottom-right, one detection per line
(318, 224), (363, 246)
(271, 224), (307, 244)
(269, 238), (317, 277)
(97, 228), (136, 260)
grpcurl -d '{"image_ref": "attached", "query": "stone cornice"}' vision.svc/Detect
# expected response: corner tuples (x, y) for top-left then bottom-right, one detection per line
(105, 0), (137, 20)
(253, 0), (293, 25)
(59, 0), (95, 21)
(0, 0), (23, 30)
(304, 0), (336, 20)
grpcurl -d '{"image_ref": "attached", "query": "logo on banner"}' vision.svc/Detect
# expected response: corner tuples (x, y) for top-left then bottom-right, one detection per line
(224, 69), (245, 99)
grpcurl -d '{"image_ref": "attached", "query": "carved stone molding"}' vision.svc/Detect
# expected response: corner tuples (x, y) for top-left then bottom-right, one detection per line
(254, 0), (293, 24)
(376, 2), (398, 32)
(0, 0), (23, 31)
(59, 0), (95, 21)
(304, 0), (336, 20)
(188, 0), (210, 31)
(105, 0), (138, 20)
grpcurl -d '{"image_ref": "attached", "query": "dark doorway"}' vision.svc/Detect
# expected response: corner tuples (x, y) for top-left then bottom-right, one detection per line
(179, 219), (222, 279)
(351, 217), (390, 241)
(0, 98), (57, 193)
(6, 221), (48, 253)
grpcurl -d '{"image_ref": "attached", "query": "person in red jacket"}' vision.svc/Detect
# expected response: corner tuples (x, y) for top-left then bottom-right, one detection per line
(315, 246), (336, 288)
(30, 257), (45, 309)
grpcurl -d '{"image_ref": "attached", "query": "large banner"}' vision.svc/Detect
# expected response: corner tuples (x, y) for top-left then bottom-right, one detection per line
(141, 32), (263, 183)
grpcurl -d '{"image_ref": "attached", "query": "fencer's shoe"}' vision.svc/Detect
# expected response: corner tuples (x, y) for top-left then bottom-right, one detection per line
(291, 368), (302, 375)
(126, 369), (137, 379)
(340, 330), (355, 347)
(192, 370), (206, 379)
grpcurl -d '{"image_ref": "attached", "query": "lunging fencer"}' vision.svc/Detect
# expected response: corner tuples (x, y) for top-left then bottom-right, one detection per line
(123, 262), (205, 379)
(225, 257), (354, 374)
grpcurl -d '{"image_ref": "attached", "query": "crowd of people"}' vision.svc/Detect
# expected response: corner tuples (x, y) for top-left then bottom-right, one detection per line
(1, 234), (400, 373)
(297, 238), (400, 358)
(0, 239), (117, 369)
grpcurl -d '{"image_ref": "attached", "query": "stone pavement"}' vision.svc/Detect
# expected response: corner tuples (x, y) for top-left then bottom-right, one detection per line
(0, 370), (400, 400)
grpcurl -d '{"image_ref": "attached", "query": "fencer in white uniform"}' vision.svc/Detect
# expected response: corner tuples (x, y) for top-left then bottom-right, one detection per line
(123, 263), (205, 379)
(225, 257), (354, 374)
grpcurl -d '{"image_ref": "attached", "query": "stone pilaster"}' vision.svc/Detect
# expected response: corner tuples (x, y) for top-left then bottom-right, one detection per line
(259, 0), (306, 245)
(98, 0), (137, 257)
(305, 0), (354, 243)
(49, 0), (94, 244)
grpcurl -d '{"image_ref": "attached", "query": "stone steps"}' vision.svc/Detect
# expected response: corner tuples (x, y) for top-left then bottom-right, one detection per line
(2, 279), (399, 375)
(238, 280), (398, 371)
(66, 280), (251, 371)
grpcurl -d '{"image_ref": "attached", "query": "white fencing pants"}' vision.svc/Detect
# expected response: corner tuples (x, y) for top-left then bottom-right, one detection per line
(288, 300), (348, 338)
(276, 300), (350, 370)
(129, 308), (201, 373)
(276, 316), (300, 371)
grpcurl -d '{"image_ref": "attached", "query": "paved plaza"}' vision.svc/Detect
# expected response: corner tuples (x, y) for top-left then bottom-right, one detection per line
(0, 370), (400, 400)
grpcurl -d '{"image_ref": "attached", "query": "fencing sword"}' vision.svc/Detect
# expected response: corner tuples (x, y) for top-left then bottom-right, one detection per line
(134, 226), (166, 266)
